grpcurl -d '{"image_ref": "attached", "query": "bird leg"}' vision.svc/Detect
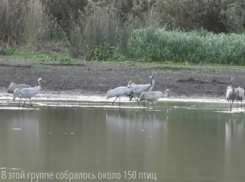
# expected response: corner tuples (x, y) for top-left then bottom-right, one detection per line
(147, 101), (150, 111)
(136, 99), (141, 106)
(29, 98), (34, 108)
(150, 101), (156, 111)
(18, 98), (22, 107)
(137, 99), (141, 106)
(22, 101), (26, 108)
(230, 101), (234, 111)
(136, 97), (139, 102)
(153, 101), (156, 111)
(129, 94), (138, 102)
(129, 95), (133, 101)
(119, 97), (121, 108)
(132, 96), (138, 101)
(112, 96), (119, 105)
(134, 96), (140, 102)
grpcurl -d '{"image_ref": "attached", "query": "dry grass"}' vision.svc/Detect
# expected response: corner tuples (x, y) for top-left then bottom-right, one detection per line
(0, 0), (25, 46)
(142, 7), (162, 28)
(68, 9), (120, 59)
(0, 0), (53, 48)
(22, 0), (51, 46)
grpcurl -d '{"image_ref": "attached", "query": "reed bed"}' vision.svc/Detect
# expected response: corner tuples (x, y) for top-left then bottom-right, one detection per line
(129, 29), (245, 65)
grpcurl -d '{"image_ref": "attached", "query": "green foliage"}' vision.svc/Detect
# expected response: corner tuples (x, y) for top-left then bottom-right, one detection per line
(129, 28), (245, 65)
(92, 45), (104, 61)
(7, 48), (72, 64)
(91, 45), (126, 61)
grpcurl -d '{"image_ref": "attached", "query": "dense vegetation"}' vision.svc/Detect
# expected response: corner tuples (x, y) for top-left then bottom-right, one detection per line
(1, 0), (245, 65)
(129, 29), (245, 65)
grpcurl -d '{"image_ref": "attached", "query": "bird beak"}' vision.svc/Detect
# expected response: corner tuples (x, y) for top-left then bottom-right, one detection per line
(42, 80), (46, 83)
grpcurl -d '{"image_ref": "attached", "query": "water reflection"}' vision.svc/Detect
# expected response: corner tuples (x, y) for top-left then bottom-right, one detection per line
(0, 111), (41, 172)
(225, 114), (244, 143)
(225, 113), (245, 180)
(0, 104), (244, 181)
(105, 111), (168, 172)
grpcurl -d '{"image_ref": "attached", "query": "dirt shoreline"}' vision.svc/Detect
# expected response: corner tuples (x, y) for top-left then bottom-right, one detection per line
(0, 58), (243, 99)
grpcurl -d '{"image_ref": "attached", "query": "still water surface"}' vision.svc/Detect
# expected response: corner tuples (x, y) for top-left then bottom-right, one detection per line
(0, 101), (245, 182)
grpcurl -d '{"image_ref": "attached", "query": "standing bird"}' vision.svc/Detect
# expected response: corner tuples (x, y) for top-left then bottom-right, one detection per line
(129, 71), (157, 101)
(138, 89), (170, 109)
(226, 77), (237, 111)
(13, 78), (45, 107)
(106, 85), (133, 106)
(7, 82), (31, 93)
(235, 86), (244, 108)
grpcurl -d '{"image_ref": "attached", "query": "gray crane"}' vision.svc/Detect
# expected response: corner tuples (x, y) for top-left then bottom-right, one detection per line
(128, 71), (157, 101)
(7, 82), (31, 93)
(13, 78), (45, 107)
(138, 89), (170, 109)
(106, 84), (133, 106)
(235, 86), (244, 108)
(226, 77), (237, 111)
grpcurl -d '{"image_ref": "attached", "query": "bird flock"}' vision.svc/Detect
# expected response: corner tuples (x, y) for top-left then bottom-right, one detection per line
(6, 74), (243, 111)
(7, 72), (170, 109)
(106, 71), (170, 108)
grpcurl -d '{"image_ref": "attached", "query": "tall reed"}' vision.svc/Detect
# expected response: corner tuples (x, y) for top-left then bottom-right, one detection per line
(129, 28), (245, 65)
(0, 0), (25, 46)
(22, 0), (51, 47)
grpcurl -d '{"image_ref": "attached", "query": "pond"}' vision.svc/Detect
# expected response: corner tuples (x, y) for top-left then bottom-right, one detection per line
(0, 100), (244, 182)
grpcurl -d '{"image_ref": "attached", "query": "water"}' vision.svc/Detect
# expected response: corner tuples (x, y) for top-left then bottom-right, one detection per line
(0, 101), (245, 182)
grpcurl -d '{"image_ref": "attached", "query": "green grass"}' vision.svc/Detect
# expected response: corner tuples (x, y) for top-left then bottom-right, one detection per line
(6, 47), (74, 64)
(129, 28), (245, 65)
(1, 47), (245, 78)
(3, 29), (245, 70)
(0, 47), (239, 69)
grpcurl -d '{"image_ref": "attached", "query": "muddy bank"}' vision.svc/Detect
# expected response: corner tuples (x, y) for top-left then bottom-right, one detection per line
(0, 59), (243, 98)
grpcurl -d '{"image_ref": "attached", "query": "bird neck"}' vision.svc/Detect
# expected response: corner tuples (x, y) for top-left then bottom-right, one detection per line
(38, 80), (42, 88)
(150, 77), (155, 86)
(231, 78), (235, 89)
